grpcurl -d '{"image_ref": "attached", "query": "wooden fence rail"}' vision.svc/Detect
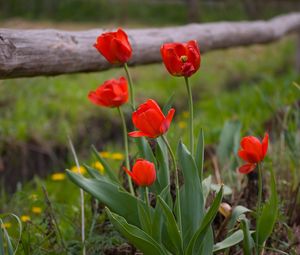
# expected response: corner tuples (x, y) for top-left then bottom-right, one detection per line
(0, 12), (300, 79)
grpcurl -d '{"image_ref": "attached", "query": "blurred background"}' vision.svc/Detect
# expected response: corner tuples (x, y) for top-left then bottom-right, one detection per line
(0, 0), (299, 190)
(0, 1), (300, 254)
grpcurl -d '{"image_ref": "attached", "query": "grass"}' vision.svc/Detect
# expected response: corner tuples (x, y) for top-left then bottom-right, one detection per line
(0, 36), (297, 147)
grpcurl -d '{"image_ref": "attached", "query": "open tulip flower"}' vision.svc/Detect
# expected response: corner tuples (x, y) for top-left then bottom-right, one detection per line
(94, 28), (132, 64)
(238, 133), (269, 174)
(123, 159), (156, 187)
(128, 99), (175, 138)
(161, 40), (201, 77)
(88, 77), (128, 108)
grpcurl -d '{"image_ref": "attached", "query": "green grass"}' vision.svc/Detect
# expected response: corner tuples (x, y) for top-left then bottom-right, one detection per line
(0, 36), (297, 148)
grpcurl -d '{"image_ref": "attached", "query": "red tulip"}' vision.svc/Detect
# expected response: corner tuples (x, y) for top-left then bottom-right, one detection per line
(128, 99), (175, 138)
(94, 28), (132, 64)
(160, 40), (201, 77)
(124, 159), (156, 187)
(88, 77), (128, 107)
(238, 133), (269, 174)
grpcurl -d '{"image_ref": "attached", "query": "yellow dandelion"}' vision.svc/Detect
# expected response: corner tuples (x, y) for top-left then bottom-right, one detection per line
(178, 121), (187, 129)
(92, 161), (104, 174)
(29, 193), (38, 201)
(182, 111), (189, 118)
(71, 166), (86, 175)
(32, 207), (42, 214)
(99, 151), (111, 158)
(21, 215), (30, 222)
(1, 222), (11, 229)
(51, 172), (66, 181)
(111, 152), (124, 160)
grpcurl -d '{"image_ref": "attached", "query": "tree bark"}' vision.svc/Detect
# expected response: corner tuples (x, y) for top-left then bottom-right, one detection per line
(0, 13), (300, 79)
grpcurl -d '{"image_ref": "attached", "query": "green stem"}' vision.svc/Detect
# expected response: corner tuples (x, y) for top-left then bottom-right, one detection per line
(161, 135), (182, 236)
(145, 187), (150, 207)
(117, 107), (135, 196)
(184, 77), (194, 156)
(256, 163), (263, 254)
(124, 63), (135, 110)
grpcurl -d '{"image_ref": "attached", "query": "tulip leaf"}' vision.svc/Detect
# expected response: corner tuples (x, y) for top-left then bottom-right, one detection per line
(84, 164), (111, 182)
(195, 129), (204, 182)
(202, 175), (212, 203)
(91, 145), (119, 183)
(227, 206), (251, 231)
(154, 137), (170, 193)
(151, 186), (172, 247)
(106, 208), (168, 255)
(177, 141), (204, 248)
(213, 230), (245, 253)
(185, 186), (223, 255)
(240, 217), (254, 255)
(162, 92), (175, 115)
(67, 170), (144, 227)
(137, 200), (152, 236)
(137, 138), (157, 167)
(256, 167), (278, 247)
(216, 120), (241, 169)
(157, 196), (183, 255)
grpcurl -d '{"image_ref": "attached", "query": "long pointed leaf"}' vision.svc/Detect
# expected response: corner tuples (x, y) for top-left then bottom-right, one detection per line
(157, 196), (183, 255)
(106, 208), (168, 255)
(256, 167), (278, 246)
(195, 129), (204, 182)
(185, 186), (223, 255)
(91, 145), (119, 183)
(177, 141), (204, 248)
(67, 170), (144, 227)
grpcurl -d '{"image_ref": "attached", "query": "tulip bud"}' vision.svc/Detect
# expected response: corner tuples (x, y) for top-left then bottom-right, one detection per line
(219, 202), (232, 218)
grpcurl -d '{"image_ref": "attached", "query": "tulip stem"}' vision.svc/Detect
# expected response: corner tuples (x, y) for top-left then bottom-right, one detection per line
(117, 107), (135, 196)
(256, 163), (263, 254)
(145, 187), (150, 207)
(184, 77), (194, 156)
(162, 135), (182, 236)
(124, 63), (135, 110)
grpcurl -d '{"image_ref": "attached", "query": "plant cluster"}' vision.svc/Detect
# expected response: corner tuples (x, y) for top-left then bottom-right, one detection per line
(63, 28), (280, 255)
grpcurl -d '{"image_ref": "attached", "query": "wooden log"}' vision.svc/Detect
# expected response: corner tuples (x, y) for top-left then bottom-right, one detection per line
(1, 13), (300, 79)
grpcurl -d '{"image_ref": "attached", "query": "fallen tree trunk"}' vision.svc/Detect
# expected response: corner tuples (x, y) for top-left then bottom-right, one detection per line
(0, 12), (300, 79)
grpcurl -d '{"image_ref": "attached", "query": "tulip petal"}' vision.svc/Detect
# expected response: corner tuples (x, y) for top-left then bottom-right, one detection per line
(128, 131), (153, 138)
(111, 38), (132, 63)
(261, 133), (269, 160)
(239, 163), (256, 174)
(238, 150), (260, 163)
(160, 108), (175, 134)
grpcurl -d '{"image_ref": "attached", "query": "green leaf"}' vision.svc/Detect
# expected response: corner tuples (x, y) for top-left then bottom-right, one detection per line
(0, 213), (22, 255)
(0, 219), (5, 255)
(216, 120), (241, 169)
(185, 186), (223, 255)
(137, 138), (157, 167)
(162, 92), (175, 115)
(91, 145), (119, 183)
(240, 217), (254, 255)
(154, 137), (170, 193)
(151, 186), (172, 247)
(210, 183), (232, 196)
(213, 230), (244, 253)
(84, 164), (108, 181)
(195, 129), (204, 182)
(256, 167), (278, 247)
(202, 175), (212, 203)
(137, 201), (152, 236)
(227, 206), (251, 231)
(106, 208), (168, 255)
(177, 141), (204, 248)
(67, 170), (144, 227)
(157, 196), (183, 254)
